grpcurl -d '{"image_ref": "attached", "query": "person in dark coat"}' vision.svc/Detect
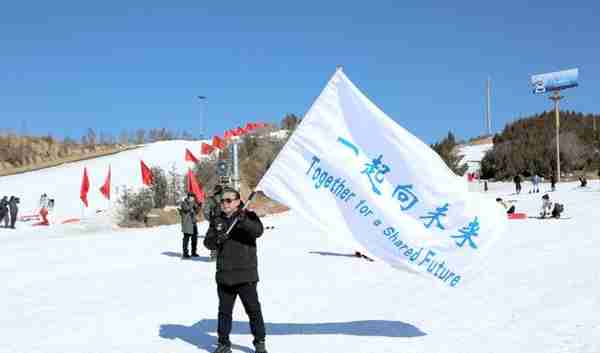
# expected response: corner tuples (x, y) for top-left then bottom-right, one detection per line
(203, 187), (267, 353)
(0, 196), (8, 228)
(178, 192), (200, 258)
(513, 175), (522, 194)
(203, 184), (223, 261)
(8, 196), (19, 229)
(550, 173), (556, 192)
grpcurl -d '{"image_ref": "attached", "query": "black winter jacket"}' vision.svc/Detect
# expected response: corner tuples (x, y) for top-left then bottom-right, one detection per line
(203, 209), (264, 285)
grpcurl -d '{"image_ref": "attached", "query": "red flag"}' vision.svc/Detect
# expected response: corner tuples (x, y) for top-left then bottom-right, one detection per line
(233, 127), (245, 136)
(80, 167), (90, 207)
(186, 169), (205, 202)
(140, 160), (153, 186)
(212, 135), (225, 150)
(224, 130), (234, 140)
(185, 148), (199, 163)
(201, 142), (215, 155)
(99, 165), (111, 200)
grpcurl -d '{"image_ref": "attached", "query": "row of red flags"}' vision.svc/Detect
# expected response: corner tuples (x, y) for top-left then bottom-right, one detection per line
(79, 122), (270, 207)
(80, 160), (205, 208)
(185, 122), (270, 163)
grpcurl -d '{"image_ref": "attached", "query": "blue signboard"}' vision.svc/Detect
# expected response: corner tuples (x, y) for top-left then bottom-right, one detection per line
(530, 68), (579, 94)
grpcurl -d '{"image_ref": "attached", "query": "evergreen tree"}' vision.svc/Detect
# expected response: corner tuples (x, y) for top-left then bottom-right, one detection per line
(431, 131), (468, 176)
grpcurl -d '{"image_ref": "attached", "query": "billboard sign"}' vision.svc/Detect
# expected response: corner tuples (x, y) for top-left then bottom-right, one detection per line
(530, 68), (579, 94)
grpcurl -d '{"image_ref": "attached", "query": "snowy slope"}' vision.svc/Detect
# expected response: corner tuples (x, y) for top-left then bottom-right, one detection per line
(0, 140), (208, 222)
(458, 143), (493, 174)
(1, 141), (600, 353)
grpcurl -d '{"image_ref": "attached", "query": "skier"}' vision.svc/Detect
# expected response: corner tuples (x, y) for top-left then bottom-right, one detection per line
(178, 192), (200, 258)
(8, 196), (19, 229)
(513, 175), (522, 194)
(203, 187), (267, 353)
(203, 184), (223, 261)
(579, 175), (587, 188)
(540, 194), (564, 219)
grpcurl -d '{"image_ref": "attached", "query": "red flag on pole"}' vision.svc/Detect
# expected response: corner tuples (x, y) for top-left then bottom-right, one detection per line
(201, 142), (215, 155)
(140, 160), (153, 186)
(186, 169), (205, 202)
(80, 167), (90, 207)
(212, 135), (225, 150)
(232, 127), (244, 136)
(99, 165), (111, 200)
(185, 148), (199, 163)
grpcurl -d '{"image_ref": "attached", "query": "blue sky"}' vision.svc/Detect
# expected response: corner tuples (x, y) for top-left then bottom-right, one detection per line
(1, 1), (597, 143)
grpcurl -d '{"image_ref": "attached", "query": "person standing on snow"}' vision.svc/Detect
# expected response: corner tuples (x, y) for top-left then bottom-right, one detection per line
(203, 187), (267, 353)
(532, 174), (541, 193)
(0, 196), (9, 228)
(550, 173), (557, 192)
(513, 174), (522, 194)
(8, 196), (19, 229)
(178, 192), (200, 258)
(203, 184), (223, 261)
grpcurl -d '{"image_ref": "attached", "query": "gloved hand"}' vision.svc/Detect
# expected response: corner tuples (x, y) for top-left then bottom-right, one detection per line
(214, 219), (229, 245)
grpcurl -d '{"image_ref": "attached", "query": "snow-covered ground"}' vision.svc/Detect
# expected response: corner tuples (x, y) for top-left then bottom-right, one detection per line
(1, 141), (599, 353)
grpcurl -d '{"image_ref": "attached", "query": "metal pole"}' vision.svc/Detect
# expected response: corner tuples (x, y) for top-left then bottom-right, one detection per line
(549, 91), (563, 182)
(486, 77), (492, 135)
(232, 140), (240, 191)
(197, 96), (206, 140)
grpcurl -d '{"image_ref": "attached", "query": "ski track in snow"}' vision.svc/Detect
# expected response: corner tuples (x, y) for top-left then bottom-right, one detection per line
(1, 141), (599, 353)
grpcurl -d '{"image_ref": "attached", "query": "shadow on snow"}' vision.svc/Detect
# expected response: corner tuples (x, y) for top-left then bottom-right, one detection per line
(159, 318), (426, 352)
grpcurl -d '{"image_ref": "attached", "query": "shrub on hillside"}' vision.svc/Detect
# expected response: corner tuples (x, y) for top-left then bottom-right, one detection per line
(117, 186), (154, 225)
(431, 131), (468, 176)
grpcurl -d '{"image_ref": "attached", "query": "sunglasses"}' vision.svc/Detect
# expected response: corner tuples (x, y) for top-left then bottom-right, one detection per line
(221, 198), (239, 204)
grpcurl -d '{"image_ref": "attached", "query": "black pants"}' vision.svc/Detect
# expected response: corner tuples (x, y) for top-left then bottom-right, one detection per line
(217, 282), (266, 346)
(10, 211), (17, 228)
(182, 233), (197, 255)
(507, 205), (516, 214)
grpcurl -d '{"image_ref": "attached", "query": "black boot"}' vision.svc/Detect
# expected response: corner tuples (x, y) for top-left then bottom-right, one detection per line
(254, 340), (268, 353)
(212, 343), (232, 353)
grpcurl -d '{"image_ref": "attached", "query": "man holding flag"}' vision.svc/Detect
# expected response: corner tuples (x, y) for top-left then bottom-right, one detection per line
(203, 187), (267, 353)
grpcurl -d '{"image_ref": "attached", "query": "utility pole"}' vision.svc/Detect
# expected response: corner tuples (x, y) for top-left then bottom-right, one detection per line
(197, 96), (207, 140)
(486, 77), (492, 135)
(549, 91), (563, 182)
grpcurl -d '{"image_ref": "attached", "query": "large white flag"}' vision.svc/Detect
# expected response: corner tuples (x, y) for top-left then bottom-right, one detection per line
(257, 69), (506, 288)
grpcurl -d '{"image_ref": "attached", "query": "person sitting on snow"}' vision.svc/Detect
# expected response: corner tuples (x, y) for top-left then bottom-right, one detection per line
(496, 198), (516, 214)
(540, 194), (563, 219)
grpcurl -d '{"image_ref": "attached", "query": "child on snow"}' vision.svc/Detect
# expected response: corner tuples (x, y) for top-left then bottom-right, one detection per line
(540, 194), (564, 219)
(496, 198), (516, 214)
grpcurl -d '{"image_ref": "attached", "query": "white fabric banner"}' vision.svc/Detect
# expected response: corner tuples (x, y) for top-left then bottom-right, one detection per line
(257, 69), (506, 288)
